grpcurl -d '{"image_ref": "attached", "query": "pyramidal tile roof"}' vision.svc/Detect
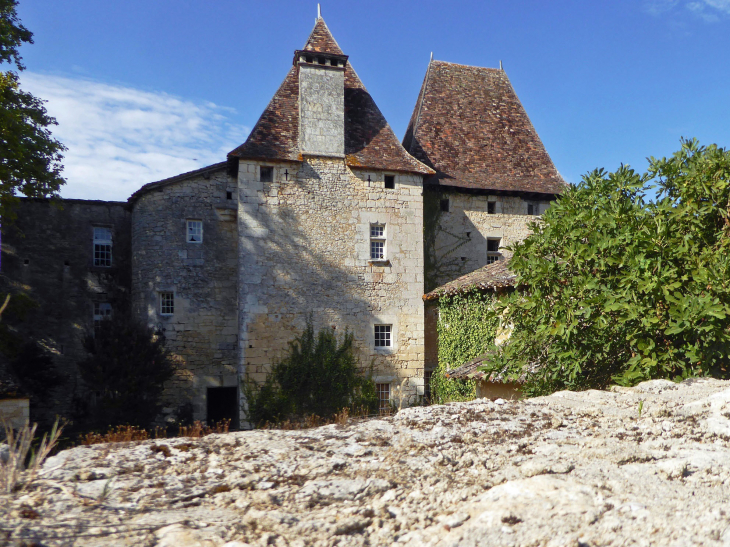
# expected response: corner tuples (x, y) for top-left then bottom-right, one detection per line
(403, 60), (566, 195)
(229, 18), (433, 176)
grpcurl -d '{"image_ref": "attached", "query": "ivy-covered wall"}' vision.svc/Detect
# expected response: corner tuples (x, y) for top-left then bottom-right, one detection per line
(430, 290), (500, 403)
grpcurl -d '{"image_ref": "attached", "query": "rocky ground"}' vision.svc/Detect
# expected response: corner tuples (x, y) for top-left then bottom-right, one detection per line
(3, 378), (730, 546)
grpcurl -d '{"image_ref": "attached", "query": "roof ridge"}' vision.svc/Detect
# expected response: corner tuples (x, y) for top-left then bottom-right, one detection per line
(432, 59), (502, 71)
(408, 57), (433, 156)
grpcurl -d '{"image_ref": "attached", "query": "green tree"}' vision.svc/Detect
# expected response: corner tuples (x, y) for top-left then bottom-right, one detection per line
(77, 313), (176, 429)
(486, 140), (730, 396)
(0, 0), (65, 223)
(243, 320), (378, 425)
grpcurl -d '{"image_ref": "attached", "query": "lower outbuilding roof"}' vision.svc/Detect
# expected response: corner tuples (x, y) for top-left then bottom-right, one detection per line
(423, 258), (516, 301)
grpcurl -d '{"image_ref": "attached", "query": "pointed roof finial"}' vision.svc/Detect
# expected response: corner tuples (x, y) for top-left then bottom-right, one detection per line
(430, 52), (433, 62)
(317, 3), (321, 19)
(499, 60), (503, 70)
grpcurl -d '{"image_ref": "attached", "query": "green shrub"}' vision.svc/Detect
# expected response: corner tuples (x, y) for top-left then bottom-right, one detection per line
(243, 320), (378, 425)
(77, 313), (176, 429)
(484, 140), (730, 396)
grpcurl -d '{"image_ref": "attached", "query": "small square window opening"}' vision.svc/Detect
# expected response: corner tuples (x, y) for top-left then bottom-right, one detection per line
(487, 201), (496, 214)
(376, 383), (391, 413)
(226, 191), (233, 200)
(260, 166), (273, 182)
(159, 292), (175, 315)
(527, 203), (535, 216)
(440, 199), (450, 212)
(187, 220), (203, 243)
(374, 324), (392, 348)
(93, 227), (112, 267)
(384, 175), (395, 189)
(370, 224), (386, 260)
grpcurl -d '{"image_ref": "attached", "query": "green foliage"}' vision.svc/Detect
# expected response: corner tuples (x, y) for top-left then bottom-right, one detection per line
(243, 321), (378, 425)
(0, 0), (65, 223)
(77, 313), (176, 429)
(430, 291), (501, 404)
(484, 139), (730, 396)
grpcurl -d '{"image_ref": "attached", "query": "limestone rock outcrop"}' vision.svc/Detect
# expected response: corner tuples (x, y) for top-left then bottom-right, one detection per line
(3, 378), (730, 546)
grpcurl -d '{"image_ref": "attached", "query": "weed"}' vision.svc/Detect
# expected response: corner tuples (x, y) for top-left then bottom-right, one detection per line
(1, 418), (64, 494)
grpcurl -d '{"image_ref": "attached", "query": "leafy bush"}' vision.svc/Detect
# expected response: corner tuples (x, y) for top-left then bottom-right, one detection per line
(430, 291), (501, 403)
(485, 140), (730, 395)
(77, 313), (176, 429)
(243, 321), (378, 425)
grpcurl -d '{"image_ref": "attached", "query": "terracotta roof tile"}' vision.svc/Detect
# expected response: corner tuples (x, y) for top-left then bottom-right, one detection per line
(445, 350), (524, 384)
(229, 19), (433, 176)
(423, 258), (516, 301)
(128, 162), (228, 204)
(404, 61), (566, 195)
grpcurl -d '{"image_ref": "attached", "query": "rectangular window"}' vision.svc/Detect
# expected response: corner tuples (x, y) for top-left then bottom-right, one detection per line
(440, 199), (450, 212)
(370, 224), (386, 260)
(187, 220), (203, 243)
(374, 324), (392, 348)
(487, 238), (501, 264)
(93, 227), (112, 267)
(260, 166), (273, 182)
(93, 302), (112, 334)
(159, 292), (175, 315)
(384, 175), (395, 189)
(487, 201), (496, 215)
(376, 383), (391, 413)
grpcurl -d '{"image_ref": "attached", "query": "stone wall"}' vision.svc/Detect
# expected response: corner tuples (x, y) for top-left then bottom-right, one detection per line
(299, 63), (345, 156)
(237, 157), (426, 407)
(0, 199), (131, 422)
(0, 397), (29, 430)
(131, 168), (239, 424)
(426, 188), (553, 290)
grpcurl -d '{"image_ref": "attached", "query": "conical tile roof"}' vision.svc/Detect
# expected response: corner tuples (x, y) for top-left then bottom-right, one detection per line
(229, 18), (433, 176)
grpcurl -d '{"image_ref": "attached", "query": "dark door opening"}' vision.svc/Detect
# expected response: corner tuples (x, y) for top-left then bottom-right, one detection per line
(207, 386), (239, 430)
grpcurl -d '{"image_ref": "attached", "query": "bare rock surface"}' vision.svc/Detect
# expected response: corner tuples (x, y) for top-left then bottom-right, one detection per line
(3, 378), (730, 546)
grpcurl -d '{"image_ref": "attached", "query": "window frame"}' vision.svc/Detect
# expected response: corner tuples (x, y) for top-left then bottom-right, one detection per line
(186, 219), (203, 244)
(376, 383), (391, 414)
(369, 223), (387, 261)
(92, 227), (113, 268)
(374, 324), (392, 348)
(159, 292), (175, 316)
(93, 302), (112, 334)
(487, 238), (501, 265)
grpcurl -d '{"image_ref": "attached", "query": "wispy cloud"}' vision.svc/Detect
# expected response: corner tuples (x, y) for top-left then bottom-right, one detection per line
(644, 0), (730, 20)
(20, 73), (249, 201)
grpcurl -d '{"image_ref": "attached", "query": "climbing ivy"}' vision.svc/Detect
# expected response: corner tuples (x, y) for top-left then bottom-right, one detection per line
(430, 290), (501, 404)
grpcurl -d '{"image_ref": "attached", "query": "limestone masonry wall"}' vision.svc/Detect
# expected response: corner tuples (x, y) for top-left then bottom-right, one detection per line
(0, 397), (29, 430)
(238, 158), (426, 404)
(131, 169), (239, 423)
(299, 64), (345, 157)
(428, 189), (553, 289)
(0, 199), (131, 422)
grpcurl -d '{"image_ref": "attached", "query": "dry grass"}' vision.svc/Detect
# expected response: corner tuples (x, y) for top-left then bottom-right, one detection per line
(81, 420), (230, 446)
(262, 405), (387, 430)
(80, 425), (166, 445)
(1, 419), (64, 494)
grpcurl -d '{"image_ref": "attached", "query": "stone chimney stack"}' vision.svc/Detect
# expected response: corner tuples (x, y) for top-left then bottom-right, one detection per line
(295, 40), (348, 157)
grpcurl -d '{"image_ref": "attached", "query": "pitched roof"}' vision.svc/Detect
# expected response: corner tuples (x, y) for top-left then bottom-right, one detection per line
(403, 60), (566, 195)
(445, 350), (524, 384)
(128, 162), (228, 204)
(228, 19), (433, 176)
(423, 258), (517, 301)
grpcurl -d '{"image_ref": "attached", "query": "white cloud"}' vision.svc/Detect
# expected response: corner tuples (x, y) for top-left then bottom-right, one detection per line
(644, 0), (730, 19)
(644, 0), (680, 16)
(20, 73), (249, 201)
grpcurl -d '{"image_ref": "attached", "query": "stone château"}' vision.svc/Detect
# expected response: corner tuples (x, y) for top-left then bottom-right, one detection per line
(0, 14), (564, 427)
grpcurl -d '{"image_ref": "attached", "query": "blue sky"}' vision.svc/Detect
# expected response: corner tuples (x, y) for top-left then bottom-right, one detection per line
(13, 0), (730, 200)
